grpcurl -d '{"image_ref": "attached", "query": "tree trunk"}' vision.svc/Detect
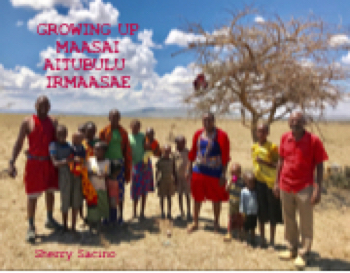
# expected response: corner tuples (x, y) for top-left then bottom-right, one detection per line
(251, 117), (259, 142)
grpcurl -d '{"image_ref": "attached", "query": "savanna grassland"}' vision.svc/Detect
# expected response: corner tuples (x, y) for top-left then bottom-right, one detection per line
(0, 114), (349, 270)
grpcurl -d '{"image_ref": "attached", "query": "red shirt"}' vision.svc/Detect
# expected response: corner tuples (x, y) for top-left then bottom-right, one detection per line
(279, 131), (328, 193)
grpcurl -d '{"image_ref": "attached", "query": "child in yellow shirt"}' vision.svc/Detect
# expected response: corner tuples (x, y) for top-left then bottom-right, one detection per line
(251, 123), (283, 248)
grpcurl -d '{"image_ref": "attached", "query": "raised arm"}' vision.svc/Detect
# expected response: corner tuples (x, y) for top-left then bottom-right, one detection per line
(8, 118), (30, 177)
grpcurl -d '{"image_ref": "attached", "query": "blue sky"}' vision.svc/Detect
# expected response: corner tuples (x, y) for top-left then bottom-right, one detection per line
(0, 0), (350, 115)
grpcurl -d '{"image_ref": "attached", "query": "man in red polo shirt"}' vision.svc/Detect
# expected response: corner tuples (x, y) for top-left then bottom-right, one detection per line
(274, 111), (328, 269)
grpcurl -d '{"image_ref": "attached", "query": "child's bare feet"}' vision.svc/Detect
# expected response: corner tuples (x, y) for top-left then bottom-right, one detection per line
(224, 233), (232, 242)
(187, 222), (198, 233)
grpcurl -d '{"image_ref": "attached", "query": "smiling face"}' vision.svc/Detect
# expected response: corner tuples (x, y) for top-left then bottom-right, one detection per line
(35, 96), (50, 118)
(289, 112), (306, 135)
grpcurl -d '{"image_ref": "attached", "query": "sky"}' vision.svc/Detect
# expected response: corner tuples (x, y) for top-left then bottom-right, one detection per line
(0, 0), (350, 115)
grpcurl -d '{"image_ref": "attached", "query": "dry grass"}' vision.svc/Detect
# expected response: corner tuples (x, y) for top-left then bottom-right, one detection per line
(0, 114), (349, 270)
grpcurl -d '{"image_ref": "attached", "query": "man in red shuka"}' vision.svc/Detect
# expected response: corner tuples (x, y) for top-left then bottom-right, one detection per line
(8, 96), (61, 243)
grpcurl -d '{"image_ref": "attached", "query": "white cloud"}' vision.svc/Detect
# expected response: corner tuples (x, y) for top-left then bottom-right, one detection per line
(329, 34), (350, 47)
(11, 0), (82, 10)
(27, 0), (119, 31)
(255, 16), (265, 24)
(164, 29), (205, 47)
(341, 52), (350, 64)
(16, 21), (23, 27)
(0, 29), (196, 113)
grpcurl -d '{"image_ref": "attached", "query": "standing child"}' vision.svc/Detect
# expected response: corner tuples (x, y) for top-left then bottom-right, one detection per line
(252, 123), (283, 247)
(82, 121), (99, 158)
(129, 120), (154, 220)
(156, 145), (176, 219)
(145, 127), (161, 158)
(86, 141), (110, 233)
(70, 131), (86, 223)
(174, 135), (191, 220)
(240, 171), (258, 246)
(224, 163), (245, 242)
(49, 125), (82, 233)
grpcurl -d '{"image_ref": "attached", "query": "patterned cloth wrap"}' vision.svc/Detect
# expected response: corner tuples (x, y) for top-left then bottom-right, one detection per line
(69, 155), (84, 177)
(194, 130), (222, 169)
(131, 159), (154, 200)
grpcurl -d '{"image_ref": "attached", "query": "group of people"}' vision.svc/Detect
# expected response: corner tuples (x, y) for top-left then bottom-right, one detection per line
(8, 96), (328, 269)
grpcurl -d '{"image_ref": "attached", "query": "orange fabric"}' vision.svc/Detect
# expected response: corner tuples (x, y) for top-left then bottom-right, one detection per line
(145, 138), (161, 157)
(99, 124), (132, 182)
(82, 139), (95, 159)
(81, 165), (98, 206)
(79, 140), (98, 206)
(69, 155), (84, 177)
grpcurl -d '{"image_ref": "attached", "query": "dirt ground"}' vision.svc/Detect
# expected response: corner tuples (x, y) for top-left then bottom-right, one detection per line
(0, 114), (349, 270)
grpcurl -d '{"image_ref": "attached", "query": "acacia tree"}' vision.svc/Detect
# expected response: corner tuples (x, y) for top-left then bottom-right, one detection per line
(176, 7), (350, 141)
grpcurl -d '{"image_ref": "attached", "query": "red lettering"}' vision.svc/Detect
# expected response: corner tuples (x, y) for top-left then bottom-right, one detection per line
(81, 41), (92, 53)
(130, 23), (139, 35)
(53, 76), (63, 87)
(64, 76), (77, 88)
(116, 59), (125, 70)
(102, 41), (113, 53)
(35, 249), (45, 258)
(47, 76), (53, 88)
(89, 24), (100, 35)
(59, 24), (69, 35)
(110, 76), (121, 88)
(56, 41), (68, 53)
(83, 58), (96, 70)
(100, 76), (109, 88)
(77, 76), (88, 88)
(113, 41), (119, 53)
(83, 23), (90, 35)
(70, 24), (82, 35)
(88, 76), (100, 88)
(121, 76), (130, 88)
(37, 24), (47, 35)
(91, 41), (101, 53)
(62, 58), (70, 70)
(118, 23), (129, 35)
(102, 24), (111, 35)
(48, 23), (57, 35)
(44, 59), (54, 70)
(70, 41), (81, 53)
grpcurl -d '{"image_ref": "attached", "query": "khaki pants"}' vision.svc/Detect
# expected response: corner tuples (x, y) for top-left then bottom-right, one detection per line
(280, 186), (313, 255)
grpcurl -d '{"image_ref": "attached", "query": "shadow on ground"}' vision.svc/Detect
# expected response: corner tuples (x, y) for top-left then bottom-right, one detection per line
(35, 216), (161, 247)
